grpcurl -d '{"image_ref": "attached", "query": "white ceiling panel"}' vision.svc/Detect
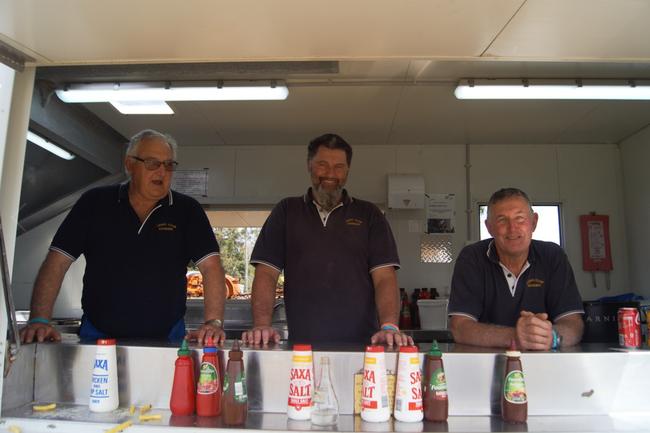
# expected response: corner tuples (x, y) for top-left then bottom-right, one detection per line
(462, 100), (599, 144)
(552, 102), (650, 144)
(1, 0), (524, 65)
(486, 0), (650, 60)
(187, 85), (404, 145)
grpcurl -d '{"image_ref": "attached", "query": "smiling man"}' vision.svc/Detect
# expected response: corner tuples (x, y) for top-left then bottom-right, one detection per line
(243, 133), (411, 346)
(20, 129), (227, 344)
(448, 188), (584, 350)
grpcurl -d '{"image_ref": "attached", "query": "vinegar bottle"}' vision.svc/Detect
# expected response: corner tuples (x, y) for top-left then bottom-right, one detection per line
(170, 339), (195, 416)
(312, 356), (339, 426)
(196, 337), (221, 416)
(223, 340), (248, 425)
(423, 340), (448, 422)
(502, 340), (527, 423)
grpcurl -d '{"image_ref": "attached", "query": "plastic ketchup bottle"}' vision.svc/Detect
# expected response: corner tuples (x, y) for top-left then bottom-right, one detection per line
(223, 340), (248, 425)
(196, 337), (222, 416)
(502, 340), (527, 423)
(423, 340), (448, 422)
(170, 339), (196, 416)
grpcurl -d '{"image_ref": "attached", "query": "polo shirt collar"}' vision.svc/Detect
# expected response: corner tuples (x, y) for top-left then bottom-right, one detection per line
(303, 187), (353, 206)
(486, 239), (537, 265)
(117, 181), (174, 207)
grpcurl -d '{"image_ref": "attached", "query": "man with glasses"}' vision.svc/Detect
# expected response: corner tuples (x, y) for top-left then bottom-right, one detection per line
(20, 129), (227, 344)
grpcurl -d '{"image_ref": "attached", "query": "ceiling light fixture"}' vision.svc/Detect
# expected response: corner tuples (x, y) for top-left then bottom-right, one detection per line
(27, 131), (75, 160)
(110, 100), (174, 115)
(455, 79), (650, 100)
(55, 81), (289, 104)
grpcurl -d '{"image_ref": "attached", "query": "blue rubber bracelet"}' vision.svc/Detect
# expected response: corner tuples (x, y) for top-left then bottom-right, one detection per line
(381, 324), (399, 332)
(28, 317), (50, 325)
(551, 329), (559, 350)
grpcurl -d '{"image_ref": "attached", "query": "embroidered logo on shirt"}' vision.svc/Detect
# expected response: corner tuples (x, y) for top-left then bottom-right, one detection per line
(526, 278), (544, 288)
(346, 218), (363, 226)
(156, 223), (177, 231)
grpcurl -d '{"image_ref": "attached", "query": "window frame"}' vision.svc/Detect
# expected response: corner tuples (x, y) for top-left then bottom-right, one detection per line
(477, 202), (565, 247)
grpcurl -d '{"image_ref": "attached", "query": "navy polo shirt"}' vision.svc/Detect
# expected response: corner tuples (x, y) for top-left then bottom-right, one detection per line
(448, 239), (584, 327)
(50, 183), (219, 338)
(250, 189), (400, 343)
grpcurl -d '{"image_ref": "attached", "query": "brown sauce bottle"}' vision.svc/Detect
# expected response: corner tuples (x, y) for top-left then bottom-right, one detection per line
(423, 340), (448, 422)
(222, 340), (248, 425)
(501, 340), (527, 424)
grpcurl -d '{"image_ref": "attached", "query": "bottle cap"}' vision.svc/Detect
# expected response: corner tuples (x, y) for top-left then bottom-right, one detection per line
(506, 339), (521, 357)
(365, 345), (384, 353)
(399, 345), (418, 353)
(293, 344), (312, 352)
(229, 340), (243, 359)
(428, 340), (442, 357)
(177, 339), (191, 356)
(97, 338), (116, 346)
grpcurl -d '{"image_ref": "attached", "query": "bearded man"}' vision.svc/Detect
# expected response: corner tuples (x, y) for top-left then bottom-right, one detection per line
(243, 133), (410, 345)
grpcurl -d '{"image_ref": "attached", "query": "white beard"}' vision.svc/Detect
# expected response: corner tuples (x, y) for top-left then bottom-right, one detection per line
(312, 185), (343, 211)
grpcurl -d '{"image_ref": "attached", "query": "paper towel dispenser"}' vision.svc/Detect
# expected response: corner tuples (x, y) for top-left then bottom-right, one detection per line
(387, 174), (425, 209)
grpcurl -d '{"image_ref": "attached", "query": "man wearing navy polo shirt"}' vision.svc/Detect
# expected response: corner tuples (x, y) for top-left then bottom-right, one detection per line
(20, 129), (227, 344)
(242, 133), (412, 346)
(448, 188), (584, 350)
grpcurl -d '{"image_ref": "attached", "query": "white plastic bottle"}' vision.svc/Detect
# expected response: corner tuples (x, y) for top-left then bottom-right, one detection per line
(394, 345), (423, 422)
(361, 345), (390, 422)
(287, 344), (313, 420)
(89, 338), (119, 412)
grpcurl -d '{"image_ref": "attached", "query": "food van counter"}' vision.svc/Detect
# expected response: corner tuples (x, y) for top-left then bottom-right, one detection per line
(2, 340), (649, 432)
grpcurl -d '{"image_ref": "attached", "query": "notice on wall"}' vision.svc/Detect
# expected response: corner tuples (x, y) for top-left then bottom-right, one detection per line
(426, 193), (456, 233)
(172, 169), (209, 197)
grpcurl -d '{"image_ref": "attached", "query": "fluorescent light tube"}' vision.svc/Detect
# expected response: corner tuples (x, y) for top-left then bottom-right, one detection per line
(27, 131), (75, 160)
(110, 100), (174, 115)
(55, 81), (289, 103)
(455, 80), (650, 100)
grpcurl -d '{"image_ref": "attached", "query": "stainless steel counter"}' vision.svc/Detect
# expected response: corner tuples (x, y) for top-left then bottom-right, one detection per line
(2, 339), (649, 432)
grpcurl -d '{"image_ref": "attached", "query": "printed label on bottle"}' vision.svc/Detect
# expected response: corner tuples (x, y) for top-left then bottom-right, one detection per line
(429, 367), (448, 400)
(197, 362), (219, 395)
(504, 370), (527, 404)
(235, 372), (248, 403)
(288, 367), (312, 409)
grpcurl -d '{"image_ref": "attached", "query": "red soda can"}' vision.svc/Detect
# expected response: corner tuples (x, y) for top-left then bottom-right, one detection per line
(618, 307), (641, 348)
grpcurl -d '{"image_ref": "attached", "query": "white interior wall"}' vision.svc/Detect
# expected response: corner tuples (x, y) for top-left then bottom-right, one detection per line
(178, 142), (628, 302)
(620, 125), (650, 298)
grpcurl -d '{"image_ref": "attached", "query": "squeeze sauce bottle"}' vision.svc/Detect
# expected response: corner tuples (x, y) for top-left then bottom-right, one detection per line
(501, 340), (527, 424)
(89, 338), (119, 412)
(222, 340), (248, 425)
(287, 344), (313, 420)
(196, 337), (222, 416)
(170, 339), (196, 416)
(361, 345), (390, 422)
(394, 345), (423, 422)
(423, 340), (448, 422)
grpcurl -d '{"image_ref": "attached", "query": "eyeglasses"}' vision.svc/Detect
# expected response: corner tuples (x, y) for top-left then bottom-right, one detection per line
(129, 155), (178, 172)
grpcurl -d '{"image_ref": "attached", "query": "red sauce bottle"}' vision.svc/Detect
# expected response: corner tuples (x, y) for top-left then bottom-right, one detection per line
(502, 340), (527, 424)
(222, 340), (248, 425)
(170, 339), (196, 416)
(196, 337), (222, 416)
(423, 340), (448, 422)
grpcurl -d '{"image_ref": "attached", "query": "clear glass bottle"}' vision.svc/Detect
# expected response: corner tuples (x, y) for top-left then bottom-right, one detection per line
(311, 356), (339, 426)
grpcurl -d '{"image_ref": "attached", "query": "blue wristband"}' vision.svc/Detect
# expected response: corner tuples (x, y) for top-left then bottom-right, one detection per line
(28, 317), (51, 325)
(380, 323), (399, 332)
(551, 329), (560, 350)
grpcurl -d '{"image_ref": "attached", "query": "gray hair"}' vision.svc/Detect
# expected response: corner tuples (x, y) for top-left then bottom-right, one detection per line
(126, 129), (178, 160)
(487, 187), (534, 219)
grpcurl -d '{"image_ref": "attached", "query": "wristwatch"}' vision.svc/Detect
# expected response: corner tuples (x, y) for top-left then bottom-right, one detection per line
(204, 319), (223, 329)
